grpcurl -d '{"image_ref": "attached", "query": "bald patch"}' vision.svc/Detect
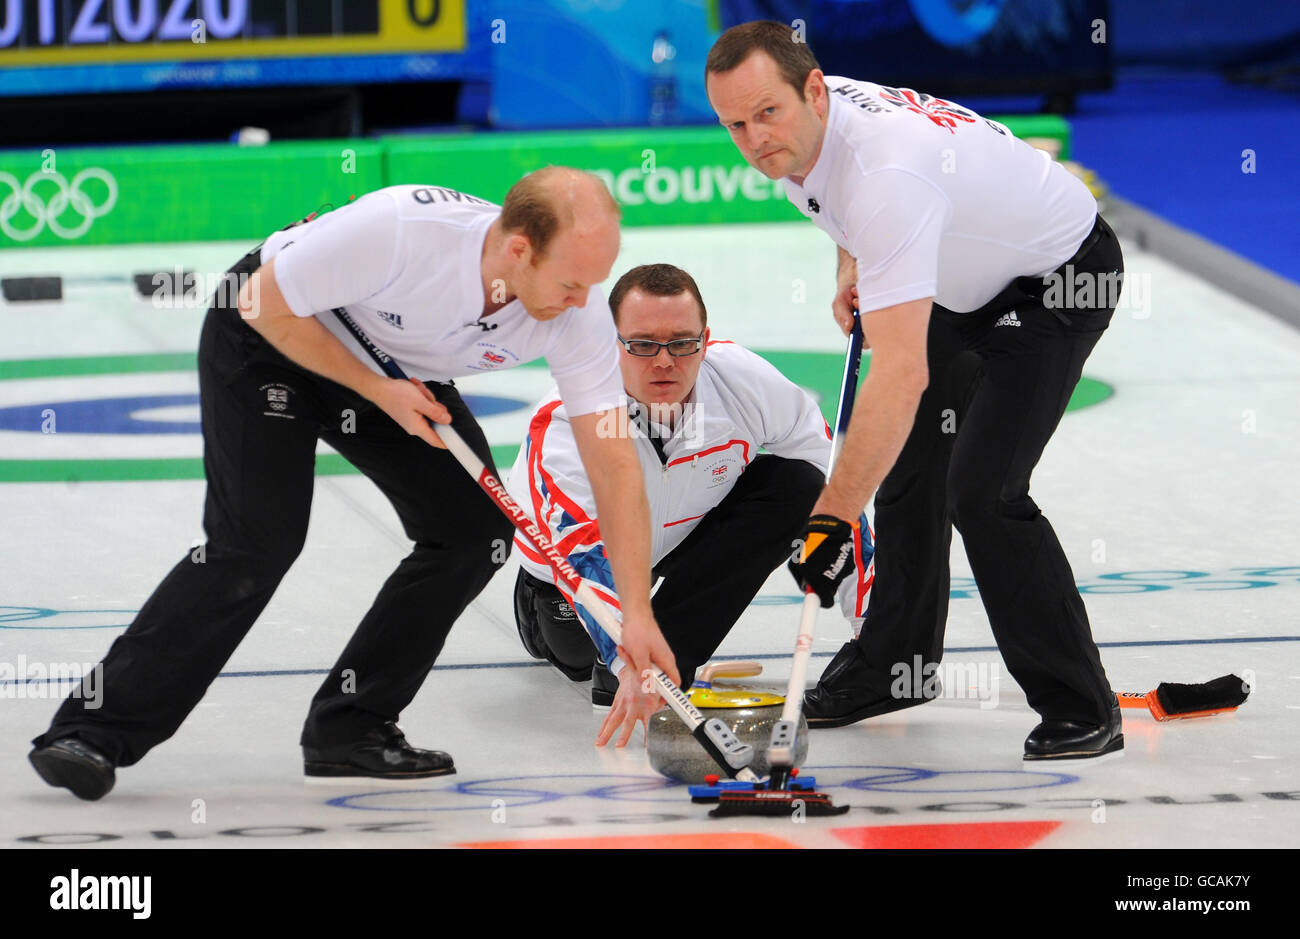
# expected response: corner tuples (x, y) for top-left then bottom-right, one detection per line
(501, 166), (620, 258)
(535, 166), (621, 233)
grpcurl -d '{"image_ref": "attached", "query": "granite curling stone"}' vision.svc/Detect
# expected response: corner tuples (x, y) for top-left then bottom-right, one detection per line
(646, 661), (808, 783)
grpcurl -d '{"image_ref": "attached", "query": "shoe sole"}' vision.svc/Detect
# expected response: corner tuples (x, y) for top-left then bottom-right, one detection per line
(303, 762), (456, 780)
(29, 748), (115, 801)
(1023, 734), (1125, 762)
(805, 694), (936, 729)
(303, 773), (456, 787)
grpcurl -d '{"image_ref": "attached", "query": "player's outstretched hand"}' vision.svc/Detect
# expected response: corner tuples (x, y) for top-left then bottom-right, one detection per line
(595, 665), (665, 748)
(615, 612), (680, 688)
(372, 377), (451, 449)
(789, 514), (858, 607)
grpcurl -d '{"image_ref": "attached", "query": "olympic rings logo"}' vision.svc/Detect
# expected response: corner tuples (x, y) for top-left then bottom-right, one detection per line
(0, 168), (118, 242)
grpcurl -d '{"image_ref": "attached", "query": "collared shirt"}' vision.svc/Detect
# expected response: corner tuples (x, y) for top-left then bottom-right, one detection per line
(261, 185), (623, 417)
(783, 78), (1098, 313)
(505, 340), (879, 670)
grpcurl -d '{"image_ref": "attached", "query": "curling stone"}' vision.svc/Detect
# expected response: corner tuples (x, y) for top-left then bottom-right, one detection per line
(647, 661), (808, 783)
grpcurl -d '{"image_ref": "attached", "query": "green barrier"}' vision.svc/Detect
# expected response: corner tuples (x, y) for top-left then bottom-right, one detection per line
(0, 116), (1068, 247)
(999, 114), (1073, 160)
(385, 114), (1070, 227)
(0, 140), (384, 249)
(386, 128), (802, 226)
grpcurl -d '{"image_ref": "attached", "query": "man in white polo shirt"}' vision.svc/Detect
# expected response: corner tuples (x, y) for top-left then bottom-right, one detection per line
(508, 263), (874, 745)
(30, 168), (676, 800)
(706, 21), (1126, 760)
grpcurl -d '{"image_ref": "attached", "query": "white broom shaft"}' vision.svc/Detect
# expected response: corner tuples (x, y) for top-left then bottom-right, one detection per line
(779, 593), (822, 722)
(775, 314), (865, 733)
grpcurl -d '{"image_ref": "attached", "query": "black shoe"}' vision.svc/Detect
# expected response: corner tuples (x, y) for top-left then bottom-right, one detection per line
(1024, 703), (1124, 761)
(803, 642), (941, 728)
(592, 659), (618, 709)
(30, 737), (116, 801)
(303, 722), (456, 779)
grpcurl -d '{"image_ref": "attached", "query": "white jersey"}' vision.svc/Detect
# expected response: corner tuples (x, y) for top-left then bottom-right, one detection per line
(783, 77), (1098, 314)
(506, 339), (874, 669)
(260, 185), (623, 417)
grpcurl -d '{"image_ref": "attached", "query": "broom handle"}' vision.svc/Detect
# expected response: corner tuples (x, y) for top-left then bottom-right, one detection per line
(778, 310), (865, 727)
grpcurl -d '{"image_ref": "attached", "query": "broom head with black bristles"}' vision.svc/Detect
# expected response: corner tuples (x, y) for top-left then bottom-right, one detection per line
(1117, 674), (1250, 721)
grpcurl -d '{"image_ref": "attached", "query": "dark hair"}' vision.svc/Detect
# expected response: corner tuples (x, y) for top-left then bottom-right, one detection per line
(608, 264), (707, 328)
(500, 166), (619, 260)
(705, 20), (821, 100)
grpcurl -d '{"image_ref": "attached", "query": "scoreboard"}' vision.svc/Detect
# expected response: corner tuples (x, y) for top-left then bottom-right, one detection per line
(0, 0), (470, 95)
(0, 0), (465, 61)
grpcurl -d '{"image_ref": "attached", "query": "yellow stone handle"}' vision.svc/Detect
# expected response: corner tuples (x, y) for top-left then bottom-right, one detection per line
(698, 661), (763, 685)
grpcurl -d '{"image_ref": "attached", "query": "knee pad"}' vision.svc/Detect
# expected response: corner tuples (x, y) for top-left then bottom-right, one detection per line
(512, 569), (593, 681)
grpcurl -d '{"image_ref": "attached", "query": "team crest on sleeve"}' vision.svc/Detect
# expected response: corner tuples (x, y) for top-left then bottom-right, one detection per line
(878, 87), (978, 133)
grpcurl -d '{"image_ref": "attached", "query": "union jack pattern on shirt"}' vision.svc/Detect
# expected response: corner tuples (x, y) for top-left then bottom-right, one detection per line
(877, 86), (979, 133)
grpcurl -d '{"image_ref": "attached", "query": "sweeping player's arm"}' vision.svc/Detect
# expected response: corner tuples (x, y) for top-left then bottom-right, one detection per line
(812, 297), (930, 521)
(237, 254), (451, 451)
(793, 183), (939, 601)
(728, 341), (874, 618)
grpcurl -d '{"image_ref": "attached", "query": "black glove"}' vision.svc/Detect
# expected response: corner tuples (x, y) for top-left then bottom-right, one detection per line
(788, 514), (857, 608)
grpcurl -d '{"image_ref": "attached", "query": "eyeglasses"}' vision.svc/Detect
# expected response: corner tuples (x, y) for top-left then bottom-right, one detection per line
(617, 332), (705, 357)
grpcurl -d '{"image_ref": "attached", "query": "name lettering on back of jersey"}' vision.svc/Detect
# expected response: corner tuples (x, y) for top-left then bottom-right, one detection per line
(830, 84), (887, 113)
(411, 186), (491, 206)
(835, 81), (1006, 138)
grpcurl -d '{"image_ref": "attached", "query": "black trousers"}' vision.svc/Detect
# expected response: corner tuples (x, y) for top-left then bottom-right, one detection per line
(515, 454), (824, 689)
(34, 248), (514, 765)
(854, 214), (1124, 724)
